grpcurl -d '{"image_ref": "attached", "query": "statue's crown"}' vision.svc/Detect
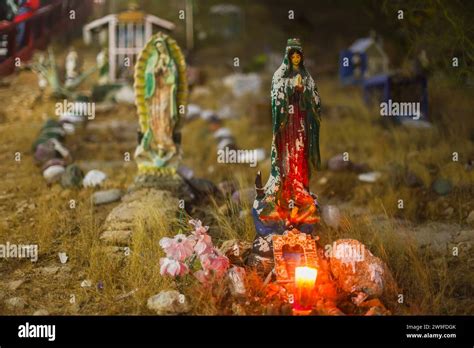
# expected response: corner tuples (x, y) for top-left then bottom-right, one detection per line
(287, 38), (302, 50)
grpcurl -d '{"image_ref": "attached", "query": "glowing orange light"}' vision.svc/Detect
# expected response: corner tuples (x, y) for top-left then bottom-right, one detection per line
(295, 266), (317, 286)
(293, 266), (317, 315)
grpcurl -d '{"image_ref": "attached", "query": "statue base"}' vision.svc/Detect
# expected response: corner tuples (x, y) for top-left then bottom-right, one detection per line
(129, 172), (193, 201)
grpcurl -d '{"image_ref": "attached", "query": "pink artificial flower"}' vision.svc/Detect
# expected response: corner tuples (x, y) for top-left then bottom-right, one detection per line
(188, 219), (213, 255)
(200, 253), (230, 277)
(159, 234), (195, 261)
(160, 257), (189, 277)
(194, 269), (211, 284)
(189, 219), (209, 235)
(193, 233), (213, 255)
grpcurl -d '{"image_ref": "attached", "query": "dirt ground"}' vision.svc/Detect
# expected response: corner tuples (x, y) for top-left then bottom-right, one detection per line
(0, 33), (473, 315)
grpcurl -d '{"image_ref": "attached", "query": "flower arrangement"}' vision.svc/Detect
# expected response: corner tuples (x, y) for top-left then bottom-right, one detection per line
(159, 219), (230, 283)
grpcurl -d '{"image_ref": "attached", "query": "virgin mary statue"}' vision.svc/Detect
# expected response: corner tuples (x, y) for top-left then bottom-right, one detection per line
(252, 38), (321, 247)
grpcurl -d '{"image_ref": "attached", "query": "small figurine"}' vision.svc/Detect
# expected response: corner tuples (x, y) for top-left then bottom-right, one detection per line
(133, 32), (188, 185)
(29, 48), (96, 98)
(250, 38), (322, 265)
(64, 47), (81, 88)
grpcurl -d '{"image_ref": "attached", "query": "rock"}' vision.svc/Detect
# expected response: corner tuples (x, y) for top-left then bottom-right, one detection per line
(83, 169), (107, 188)
(318, 177), (328, 185)
(60, 112), (86, 124)
(81, 280), (92, 288)
(114, 85), (135, 104)
(100, 230), (132, 245)
(321, 205), (341, 229)
(41, 158), (66, 171)
(328, 154), (352, 172)
(38, 266), (60, 275)
(432, 178), (452, 195)
(454, 230), (474, 243)
(61, 164), (84, 188)
(58, 252), (68, 264)
(43, 165), (65, 184)
(231, 187), (255, 206)
(358, 171), (382, 183)
(147, 290), (190, 315)
(33, 309), (49, 316)
(177, 165), (194, 180)
(7, 279), (25, 291)
(186, 103), (202, 119)
(62, 122), (75, 135)
(5, 297), (26, 309)
(103, 189), (178, 232)
(217, 137), (236, 151)
(201, 109), (218, 121)
(92, 189), (123, 205)
(246, 252), (274, 276)
(220, 240), (252, 266)
(213, 127), (233, 140)
(329, 239), (395, 299)
(412, 223), (454, 252)
(466, 211), (474, 224)
(227, 266), (246, 297)
(34, 140), (58, 164)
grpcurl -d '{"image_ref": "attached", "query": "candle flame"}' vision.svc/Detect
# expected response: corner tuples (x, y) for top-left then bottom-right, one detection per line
(295, 266), (317, 284)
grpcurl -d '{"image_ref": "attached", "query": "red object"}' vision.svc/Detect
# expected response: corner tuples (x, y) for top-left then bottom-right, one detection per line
(260, 88), (319, 226)
(0, 0), (93, 77)
(14, 0), (41, 23)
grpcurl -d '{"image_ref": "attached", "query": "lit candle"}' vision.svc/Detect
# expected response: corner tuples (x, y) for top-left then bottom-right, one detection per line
(293, 266), (317, 314)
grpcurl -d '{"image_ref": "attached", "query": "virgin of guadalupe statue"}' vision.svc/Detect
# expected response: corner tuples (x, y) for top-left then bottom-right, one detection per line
(134, 32), (188, 176)
(251, 38), (321, 258)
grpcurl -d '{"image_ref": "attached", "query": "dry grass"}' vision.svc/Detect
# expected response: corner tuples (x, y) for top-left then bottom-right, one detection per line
(0, 43), (472, 315)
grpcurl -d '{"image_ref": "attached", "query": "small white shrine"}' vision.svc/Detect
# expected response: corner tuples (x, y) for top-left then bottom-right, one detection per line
(83, 7), (175, 82)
